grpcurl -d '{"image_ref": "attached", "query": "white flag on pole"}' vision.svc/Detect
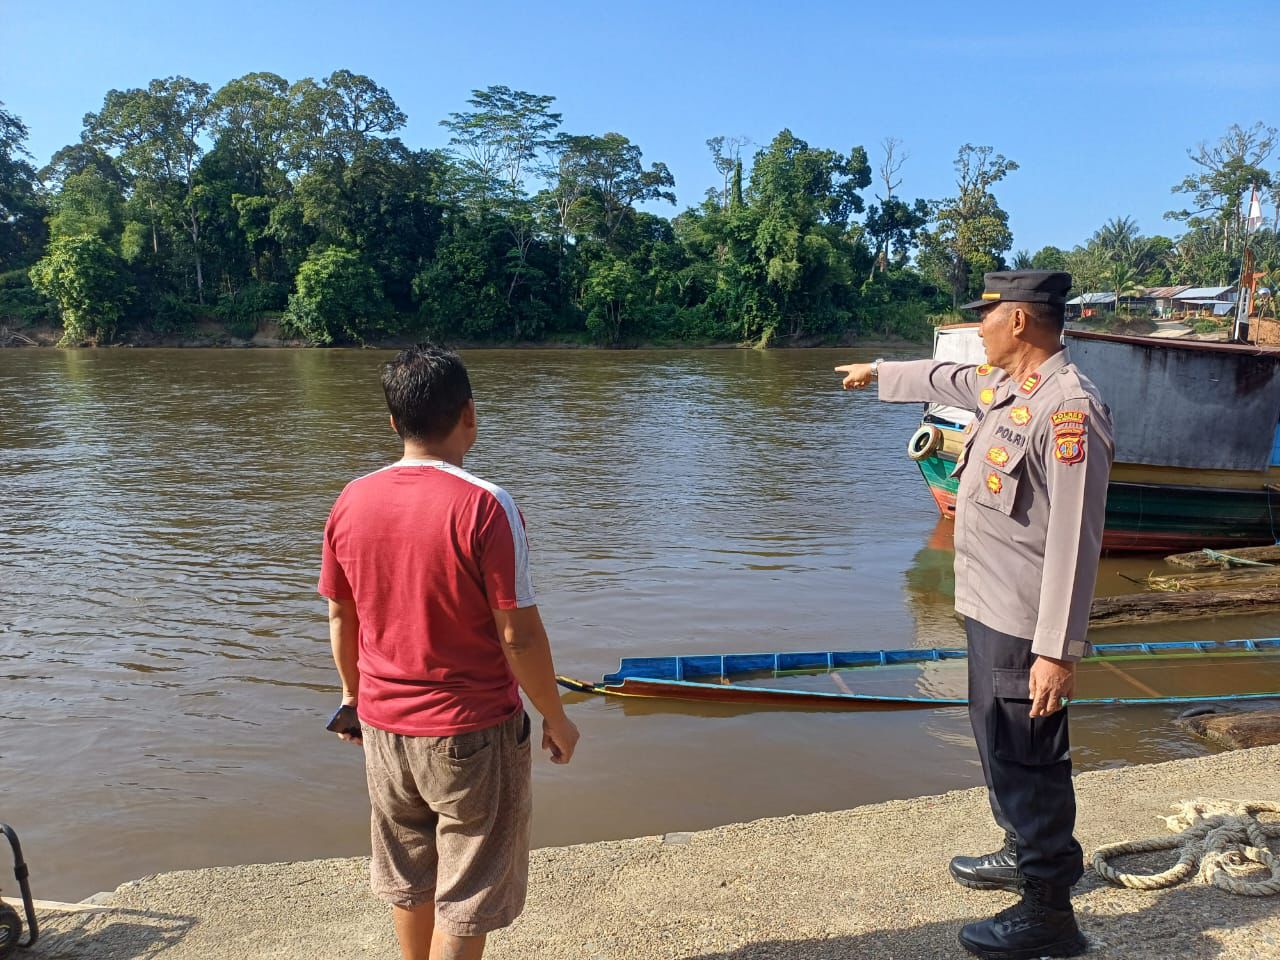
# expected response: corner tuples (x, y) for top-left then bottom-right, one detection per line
(1245, 185), (1264, 233)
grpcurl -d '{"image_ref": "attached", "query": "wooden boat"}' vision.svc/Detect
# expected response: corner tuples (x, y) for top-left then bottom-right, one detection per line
(910, 326), (1280, 552)
(557, 638), (1280, 710)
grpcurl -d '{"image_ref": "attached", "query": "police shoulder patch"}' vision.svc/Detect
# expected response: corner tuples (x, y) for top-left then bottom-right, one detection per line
(976, 363), (993, 376)
(1054, 433), (1086, 465)
(1050, 410), (1087, 431)
(1052, 409), (1088, 465)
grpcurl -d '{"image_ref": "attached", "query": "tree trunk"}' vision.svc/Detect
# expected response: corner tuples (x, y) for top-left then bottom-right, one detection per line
(190, 210), (204, 304)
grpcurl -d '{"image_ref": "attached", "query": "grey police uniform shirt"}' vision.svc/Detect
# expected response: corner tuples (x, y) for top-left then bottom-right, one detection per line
(878, 349), (1114, 661)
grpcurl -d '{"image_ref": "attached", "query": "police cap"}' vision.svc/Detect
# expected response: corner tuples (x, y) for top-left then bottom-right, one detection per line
(959, 270), (1072, 311)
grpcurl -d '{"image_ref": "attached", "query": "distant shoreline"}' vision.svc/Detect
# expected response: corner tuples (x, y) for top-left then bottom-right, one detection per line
(0, 323), (926, 352)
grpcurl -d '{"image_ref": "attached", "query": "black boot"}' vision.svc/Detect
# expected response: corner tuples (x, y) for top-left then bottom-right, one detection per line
(958, 876), (1087, 960)
(949, 832), (1023, 893)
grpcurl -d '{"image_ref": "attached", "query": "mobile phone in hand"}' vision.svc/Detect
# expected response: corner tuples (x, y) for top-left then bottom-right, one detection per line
(326, 704), (362, 740)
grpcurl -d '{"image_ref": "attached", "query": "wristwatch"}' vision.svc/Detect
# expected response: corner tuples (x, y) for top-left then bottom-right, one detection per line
(870, 358), (884, 379)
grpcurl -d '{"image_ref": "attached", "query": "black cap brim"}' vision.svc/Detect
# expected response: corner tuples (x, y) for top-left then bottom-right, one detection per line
(959, 299), (998, 311)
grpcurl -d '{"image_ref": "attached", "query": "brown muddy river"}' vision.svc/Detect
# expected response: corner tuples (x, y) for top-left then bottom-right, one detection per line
(3, 347), (1279, 902)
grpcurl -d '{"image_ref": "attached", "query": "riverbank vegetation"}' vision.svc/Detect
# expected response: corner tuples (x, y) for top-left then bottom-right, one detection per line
(0, 78), (1276, 347)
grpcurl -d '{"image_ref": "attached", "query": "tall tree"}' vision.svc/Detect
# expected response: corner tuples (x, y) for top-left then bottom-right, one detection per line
(706, 135), (751, 209)
(284, 70), (406, 171)
(440, 86), (561, 304)
(1167, 122), (1276, 253)
(920, 144), (1019, 308)
(83, 77), (214, 299)
(0, 102), (48, 270)
(441, 86), (561, 209)
(742, 129), (871, 341)
(209, 72), (291, 195)
(552, 132), (676, 245)
(864, 138), (928, 280)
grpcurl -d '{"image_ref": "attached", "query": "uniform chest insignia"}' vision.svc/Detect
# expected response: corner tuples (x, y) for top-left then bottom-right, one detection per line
(979, 387), (995, 405)
(976, 363), (993, 376)
(985, 446), (1010, 467)
(986, 472), (1003, 494)
(1019, 372), (1042, 395)
(1009, 406), (1032, 426)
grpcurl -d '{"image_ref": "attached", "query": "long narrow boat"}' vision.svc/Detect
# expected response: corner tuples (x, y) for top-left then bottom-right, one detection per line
(557, 638), (1280, 710)
(910, 326), (1280, 552)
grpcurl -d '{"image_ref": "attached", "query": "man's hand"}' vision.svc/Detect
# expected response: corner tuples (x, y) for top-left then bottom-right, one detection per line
(1029, 655), (1076, 717)
(834, 362), (875, 390)
(542, 714), (580, 765)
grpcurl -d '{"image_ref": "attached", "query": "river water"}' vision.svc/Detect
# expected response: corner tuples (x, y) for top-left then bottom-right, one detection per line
(3, 347), (1279, 902)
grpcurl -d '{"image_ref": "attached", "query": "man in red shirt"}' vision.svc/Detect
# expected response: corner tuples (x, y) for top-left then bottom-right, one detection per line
(319, 343), (580, 960)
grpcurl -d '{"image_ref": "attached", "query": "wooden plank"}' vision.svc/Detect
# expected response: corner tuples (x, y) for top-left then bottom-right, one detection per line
(1090, 587), (1280, 627)
(1164, 544), (1280, 569)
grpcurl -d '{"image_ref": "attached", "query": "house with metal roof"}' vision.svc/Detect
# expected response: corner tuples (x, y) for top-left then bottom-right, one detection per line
(1143, 285), (1191, 316)
(1173, 285), (1237, 317)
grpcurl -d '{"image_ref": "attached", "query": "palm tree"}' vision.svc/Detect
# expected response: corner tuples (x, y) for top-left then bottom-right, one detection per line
(1092, 216), (1141, 254)
(1011, 249), (1033, 270)
(1110, 262), (1144, 316)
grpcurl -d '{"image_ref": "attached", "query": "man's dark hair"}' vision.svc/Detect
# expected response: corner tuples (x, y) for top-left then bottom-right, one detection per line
(381, 344), (473, 442)
(1023, 300), (1066, 330)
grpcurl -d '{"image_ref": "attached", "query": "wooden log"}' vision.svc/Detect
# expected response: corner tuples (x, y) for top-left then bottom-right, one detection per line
(1176, 709), (1280, 749)
(1145, 566), (1280, 592)
(1089, 587), (1280, 628)
(1164, 544), (1280, 570)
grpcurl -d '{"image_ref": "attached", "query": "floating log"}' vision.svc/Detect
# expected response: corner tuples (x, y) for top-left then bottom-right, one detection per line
(1145, 566), (1280, 592)
(1164, 544), (1280, 570)
(1176, 709), (1280, 749)
(1090, 587), (1280, 628)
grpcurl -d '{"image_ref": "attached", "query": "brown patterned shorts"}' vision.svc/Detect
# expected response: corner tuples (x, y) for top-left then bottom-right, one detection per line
(361, 709), (532, 936)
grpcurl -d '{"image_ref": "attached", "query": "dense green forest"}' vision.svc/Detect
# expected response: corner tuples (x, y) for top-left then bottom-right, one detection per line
(0, 72), (1277, 346)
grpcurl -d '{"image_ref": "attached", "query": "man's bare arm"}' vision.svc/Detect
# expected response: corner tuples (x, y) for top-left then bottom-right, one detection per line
(492, 605), (580, 764)
(328, 597), (360, 708)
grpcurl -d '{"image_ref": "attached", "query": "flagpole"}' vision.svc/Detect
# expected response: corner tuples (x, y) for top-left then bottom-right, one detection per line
(1233, 185), (1263, 342)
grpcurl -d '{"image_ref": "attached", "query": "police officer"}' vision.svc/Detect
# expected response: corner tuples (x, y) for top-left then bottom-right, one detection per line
(835, 271), (1113, 960)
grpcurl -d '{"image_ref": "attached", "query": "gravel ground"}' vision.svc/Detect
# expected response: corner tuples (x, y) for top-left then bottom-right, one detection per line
(26, 745), (1280, 959)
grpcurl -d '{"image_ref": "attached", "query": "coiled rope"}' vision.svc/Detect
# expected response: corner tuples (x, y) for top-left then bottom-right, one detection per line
(1092, 799), (1280, 896)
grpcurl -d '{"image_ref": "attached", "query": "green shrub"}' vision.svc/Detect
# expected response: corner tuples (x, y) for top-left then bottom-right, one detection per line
(152, 294), (198, 337)
(29, 235), (132, 345)
(283, 247), (390, 345)
(215, 283), (288, 339)
(0, 269), (55, 327)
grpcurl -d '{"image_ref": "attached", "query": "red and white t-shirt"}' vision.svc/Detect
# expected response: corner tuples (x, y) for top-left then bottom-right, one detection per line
(317, 460), (535, 736)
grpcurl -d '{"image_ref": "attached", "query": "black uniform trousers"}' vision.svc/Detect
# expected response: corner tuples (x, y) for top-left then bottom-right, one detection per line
(964, 617), (1084, 888)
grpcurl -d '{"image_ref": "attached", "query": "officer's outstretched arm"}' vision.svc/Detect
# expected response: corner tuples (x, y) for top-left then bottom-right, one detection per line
(1032, 397), (1115, 661)
(875, 359), (985, 409)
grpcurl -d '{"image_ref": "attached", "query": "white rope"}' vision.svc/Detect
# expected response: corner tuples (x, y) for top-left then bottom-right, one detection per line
(1092, 799), (1280, 896)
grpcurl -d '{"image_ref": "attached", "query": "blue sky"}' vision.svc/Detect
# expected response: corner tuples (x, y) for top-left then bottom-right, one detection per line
(4, 0), (1278, 253)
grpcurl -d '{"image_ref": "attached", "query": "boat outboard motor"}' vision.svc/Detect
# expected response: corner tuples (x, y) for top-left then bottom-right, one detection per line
(0, 824), (37, 957)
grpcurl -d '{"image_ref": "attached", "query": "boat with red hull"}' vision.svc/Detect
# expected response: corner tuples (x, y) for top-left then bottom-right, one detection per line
(908, 326), (1280, 553)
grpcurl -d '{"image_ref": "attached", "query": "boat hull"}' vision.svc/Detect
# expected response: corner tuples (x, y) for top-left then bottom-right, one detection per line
(558, 638), (1280, 710)
(915, 450), (1280, 553)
